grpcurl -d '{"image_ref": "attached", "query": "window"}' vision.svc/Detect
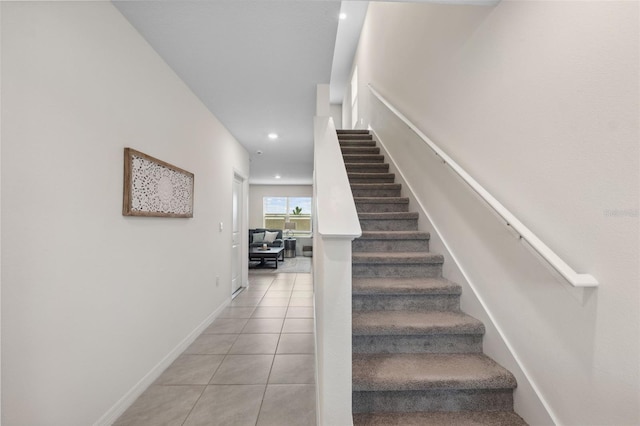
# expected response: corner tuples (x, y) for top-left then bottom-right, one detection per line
(263, 197), (312, 235)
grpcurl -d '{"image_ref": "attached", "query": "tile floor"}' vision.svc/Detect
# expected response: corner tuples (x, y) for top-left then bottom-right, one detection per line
(114, 272), (316, 426)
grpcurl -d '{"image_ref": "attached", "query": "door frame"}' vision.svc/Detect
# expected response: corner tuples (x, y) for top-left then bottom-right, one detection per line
(231, 170), (249, 296)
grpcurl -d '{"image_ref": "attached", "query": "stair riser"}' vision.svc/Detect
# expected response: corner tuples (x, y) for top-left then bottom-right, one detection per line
(352, 239), (429, 252)
(341, 147), (380, 155)
(359, 219), (418, 231)
(340, 141), (377, 147)
(346, 165), (389, 173)
(343, 155), (384, 163)
(352, 335), (483, 354)
(352, 294), (457, 311)
(352, 389), (514, 413)
(351, 188), (401, 197)
(352, 263), (442, 278)
(355, 202), (409, 213)
(350, 177), (396, 185)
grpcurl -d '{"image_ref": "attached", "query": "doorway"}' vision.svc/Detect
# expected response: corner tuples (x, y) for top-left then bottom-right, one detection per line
(231, 173), (244, 295)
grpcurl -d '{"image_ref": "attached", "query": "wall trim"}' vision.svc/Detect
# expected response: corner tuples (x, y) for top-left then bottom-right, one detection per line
(93, 299), (231, 426)
(370, 126), (557, 425)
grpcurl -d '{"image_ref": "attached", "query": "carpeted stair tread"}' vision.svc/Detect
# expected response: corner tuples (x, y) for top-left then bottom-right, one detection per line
(347, 166), (390, 174)
(359, 212), (418, 220)
(339, 134), (373, 140)
(353, 311), (484, 335)
(351, 183), (401, 190)
(353, 353), (517, 391)
(353, 252), (444, 265)
(343, 154), (386, 164)
(342, 147), (381, 154)
(340, 140), (377, 147)
(346, 163), (389, 171)
(349, 173), (395, 180)
(353, 411), (527, 426)
(355, 197), (409, 204)
(358, 230), (428, 240)
(337, 129), (370, 134)
(353, 277), (460, 295)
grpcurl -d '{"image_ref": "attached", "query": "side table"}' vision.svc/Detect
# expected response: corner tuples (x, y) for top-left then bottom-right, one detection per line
(284, 238), (296, 258)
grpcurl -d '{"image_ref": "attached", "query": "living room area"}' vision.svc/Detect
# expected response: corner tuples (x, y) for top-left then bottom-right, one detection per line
(248, 184), (313, 274)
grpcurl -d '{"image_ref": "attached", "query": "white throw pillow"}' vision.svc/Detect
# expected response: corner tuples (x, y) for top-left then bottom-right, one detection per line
(252, 232), (265, 243)
(264, 231), (278, 243)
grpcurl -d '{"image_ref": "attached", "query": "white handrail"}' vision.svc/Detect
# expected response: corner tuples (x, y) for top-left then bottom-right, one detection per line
(368, 84), (598, 288)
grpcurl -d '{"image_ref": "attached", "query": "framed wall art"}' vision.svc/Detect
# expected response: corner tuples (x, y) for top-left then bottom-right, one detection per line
(123, 148), (194, 218)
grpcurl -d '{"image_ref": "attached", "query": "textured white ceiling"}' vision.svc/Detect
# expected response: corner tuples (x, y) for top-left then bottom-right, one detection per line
(114, 1), (342, 185)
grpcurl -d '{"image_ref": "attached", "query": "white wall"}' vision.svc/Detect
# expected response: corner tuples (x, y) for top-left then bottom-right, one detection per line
(350, 2), (639, 425)
(1, 2), (249, 425)
(330, 104), (343, 130)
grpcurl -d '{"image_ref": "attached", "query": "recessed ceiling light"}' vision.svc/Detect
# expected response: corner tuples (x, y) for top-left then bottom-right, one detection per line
(268, 133), (278, 140)
(339, 13), (347, 20)
(256, 150), (263, 155)
(275, 174), (281, 179)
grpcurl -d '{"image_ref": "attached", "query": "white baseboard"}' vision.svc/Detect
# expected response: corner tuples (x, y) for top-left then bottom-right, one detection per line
(93, 299), (231, 426)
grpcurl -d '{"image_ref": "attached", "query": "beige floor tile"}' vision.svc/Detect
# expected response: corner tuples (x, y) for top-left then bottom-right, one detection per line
(269, 282), (295, 290)
(183, 385), (265, 426)
(248, 277), (274, 284)
(184, 334), (237, 355)
(247, 285), (271, 292)
(229, 334), (280, 354)
(271, 274), (296, 282)
(263, 290), (292, 298)
(286, 307), (314, 318)
(288, 298), (313, 307)
(251, 307), (288, 318)
(203, 318), (248, 334)
(218, 307), (255, 318)
(269, 354), (315, 384)
(291, 291), (313, 298)
(293, 284), (314, 291)
(282, 318), (314, 333)
(155, 355), (224, 385)
(229, 297), (262, 307)
(113, 385), (204, 426)
(210, 355), (274, 384)
(242, 318), (285, 334)
(259, 298), (290, 307)
(257, 384), (316, 426)
(276, 334), (314, 354)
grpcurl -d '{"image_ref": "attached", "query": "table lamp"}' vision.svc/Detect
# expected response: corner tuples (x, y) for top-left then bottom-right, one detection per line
(284, 221), (296, 238)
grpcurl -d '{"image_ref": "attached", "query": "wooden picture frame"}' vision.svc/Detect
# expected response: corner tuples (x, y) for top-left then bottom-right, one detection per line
(123, 148), (194, 218)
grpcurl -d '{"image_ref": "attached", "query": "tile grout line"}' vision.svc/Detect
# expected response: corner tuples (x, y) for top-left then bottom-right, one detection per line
(254, 277), (283, 426)
(181, 274), (273, 425)
(178, 337), (235, 426)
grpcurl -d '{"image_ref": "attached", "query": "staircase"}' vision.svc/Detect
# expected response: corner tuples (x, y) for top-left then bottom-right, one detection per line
(338, 129), (527, 425)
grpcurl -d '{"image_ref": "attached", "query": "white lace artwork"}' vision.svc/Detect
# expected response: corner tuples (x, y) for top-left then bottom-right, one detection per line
(130, 155), (193, 215)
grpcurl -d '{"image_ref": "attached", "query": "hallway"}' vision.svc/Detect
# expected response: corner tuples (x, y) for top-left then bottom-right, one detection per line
(114, 273), (316, 426)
